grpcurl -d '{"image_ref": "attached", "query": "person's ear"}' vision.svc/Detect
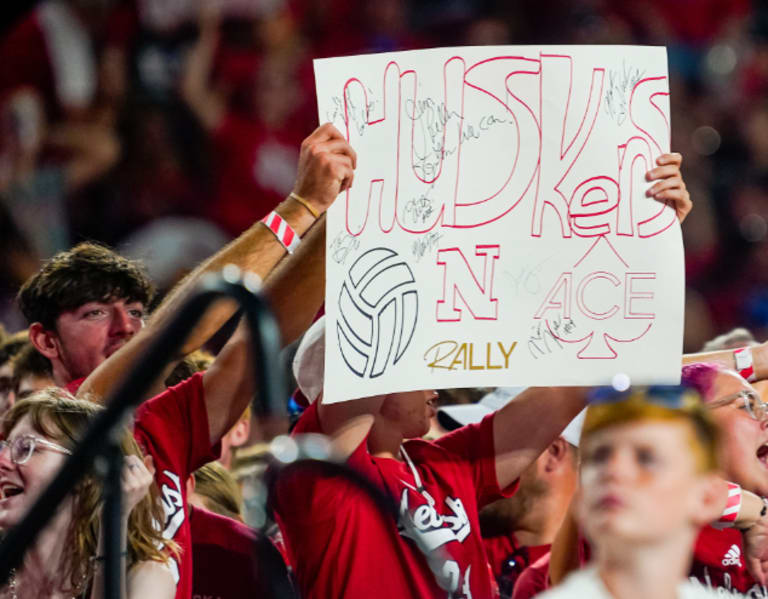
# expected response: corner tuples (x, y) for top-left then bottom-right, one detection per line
(228, 418), (251, 448)
(28, 323), (61, 360)
(544, 437), (570, 472)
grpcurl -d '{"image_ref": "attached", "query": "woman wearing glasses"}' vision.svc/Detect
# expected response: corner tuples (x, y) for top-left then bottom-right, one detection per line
(680, 362), (768, 596)
(0, 388), (175, 598)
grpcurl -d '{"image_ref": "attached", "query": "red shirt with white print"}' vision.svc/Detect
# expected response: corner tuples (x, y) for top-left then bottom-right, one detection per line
(134, 373), (221, 599)
(689, 525), (766, 597)
(274, 400), (518, 599)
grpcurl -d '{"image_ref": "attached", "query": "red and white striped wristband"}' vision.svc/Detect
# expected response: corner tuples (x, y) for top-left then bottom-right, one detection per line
(734, 347), (757, 382)
(713, 482), (742, 529)
(261, 211), (301, 254)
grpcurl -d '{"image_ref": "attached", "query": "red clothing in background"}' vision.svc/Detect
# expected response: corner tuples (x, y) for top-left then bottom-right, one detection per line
(190, 506), (277, 598)
(689, 525), (765, 596)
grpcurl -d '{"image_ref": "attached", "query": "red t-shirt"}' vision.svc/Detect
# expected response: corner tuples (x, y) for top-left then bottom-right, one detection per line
(65, 377), (86, 394)
(511, 551), (551, 599)
(190, 505), (274, 598)
(690, 525), (765, 596)
(134, 373), (220, 599)
(274, 401), (518, 599)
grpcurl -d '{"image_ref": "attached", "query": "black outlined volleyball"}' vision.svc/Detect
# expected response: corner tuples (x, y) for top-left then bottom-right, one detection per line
(337, 248), (419, 378)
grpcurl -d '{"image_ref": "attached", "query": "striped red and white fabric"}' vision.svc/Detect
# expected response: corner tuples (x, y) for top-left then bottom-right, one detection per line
(734, 347), (757, 382)
(261, 211), (301, 254)
(713, 482), (742, 529)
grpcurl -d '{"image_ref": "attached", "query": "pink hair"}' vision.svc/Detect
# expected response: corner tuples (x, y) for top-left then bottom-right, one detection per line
(681, 362), (724, 402)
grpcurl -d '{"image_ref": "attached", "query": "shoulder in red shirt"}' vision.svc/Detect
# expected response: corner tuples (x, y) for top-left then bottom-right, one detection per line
(275, 400), (518, 599)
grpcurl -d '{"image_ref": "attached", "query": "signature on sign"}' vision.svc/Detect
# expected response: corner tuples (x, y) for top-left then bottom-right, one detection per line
(326, 91), (379, 136)
(330, 231), (361, 265)
(413, 231), (443, 262)
(604, 62), (645, 125)
(528, 313), (577, 359)
(409, 97), (511, 179)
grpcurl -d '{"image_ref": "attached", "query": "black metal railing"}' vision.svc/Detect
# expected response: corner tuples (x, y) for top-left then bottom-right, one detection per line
(0, 272), (398, 598)
(0, 274), (287, 595)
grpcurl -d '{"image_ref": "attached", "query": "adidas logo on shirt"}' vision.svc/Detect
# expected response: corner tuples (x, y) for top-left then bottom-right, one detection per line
(722, 544), (742, 567)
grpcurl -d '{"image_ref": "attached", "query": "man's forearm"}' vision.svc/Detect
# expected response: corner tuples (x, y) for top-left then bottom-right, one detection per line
(493, 387), (588, 490)
(78, 197), (318, 402)
(152, 198), (318, 355)
(262, 215), (326, 346)
(683, 342), (768, 380)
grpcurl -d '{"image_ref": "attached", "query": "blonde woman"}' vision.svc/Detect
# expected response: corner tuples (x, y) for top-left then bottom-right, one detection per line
(0, 388), (175, 598)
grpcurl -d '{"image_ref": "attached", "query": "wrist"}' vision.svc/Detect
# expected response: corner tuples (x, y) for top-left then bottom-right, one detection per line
(274, 198), (316, 237)
(752, 343), (768, 381)
(736, 489), (767, 531)
(289, 191), (321, 219)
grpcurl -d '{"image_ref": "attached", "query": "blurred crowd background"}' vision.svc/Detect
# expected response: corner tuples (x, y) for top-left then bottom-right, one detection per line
(1, 0), (767, 351)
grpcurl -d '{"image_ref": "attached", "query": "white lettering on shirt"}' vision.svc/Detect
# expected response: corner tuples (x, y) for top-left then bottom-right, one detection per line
(398, 488), (473, 598)
(159, 469), (184, 584)
(690, 568), (768, 598)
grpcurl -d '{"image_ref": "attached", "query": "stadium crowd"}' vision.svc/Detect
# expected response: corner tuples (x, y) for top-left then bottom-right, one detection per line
(3, 1), (768, 598)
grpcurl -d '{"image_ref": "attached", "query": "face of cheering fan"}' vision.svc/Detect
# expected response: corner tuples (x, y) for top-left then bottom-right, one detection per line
(0, 415), (72, 529)
(705, 370), (768, 498)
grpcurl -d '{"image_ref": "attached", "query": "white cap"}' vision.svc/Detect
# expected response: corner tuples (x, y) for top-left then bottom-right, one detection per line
(292, 316), (326, 403)
(438, 387), (586, 446)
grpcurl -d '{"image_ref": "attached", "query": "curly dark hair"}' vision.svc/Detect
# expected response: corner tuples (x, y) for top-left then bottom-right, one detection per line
(17, 242), (155, 330)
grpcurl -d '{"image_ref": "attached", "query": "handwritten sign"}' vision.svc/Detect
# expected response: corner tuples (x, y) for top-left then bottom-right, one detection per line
(315, 45), (683, 403)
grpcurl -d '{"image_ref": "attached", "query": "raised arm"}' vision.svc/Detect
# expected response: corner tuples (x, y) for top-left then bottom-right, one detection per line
(203, 218), (335, 444)
(78, 123), (356, 402)
(682, 341), (768, 376)
(179, 2), (225, 131)
(493, 387), (587, 490)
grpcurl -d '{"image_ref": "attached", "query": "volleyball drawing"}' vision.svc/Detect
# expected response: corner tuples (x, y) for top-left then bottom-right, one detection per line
(337, 248), (419, 378)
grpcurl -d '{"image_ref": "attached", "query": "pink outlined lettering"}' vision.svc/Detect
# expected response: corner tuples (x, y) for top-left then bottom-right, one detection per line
(532, 54), (605, 239)
(569, 177), (620, 237)
(624, 272), (656, 318)
(436, 245), (500, 322)
(534, 272), (572, 320)
(577, 271), (621, 320)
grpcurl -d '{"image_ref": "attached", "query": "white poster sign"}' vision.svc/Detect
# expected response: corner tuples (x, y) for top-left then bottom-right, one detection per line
(315, 45), (683, 403)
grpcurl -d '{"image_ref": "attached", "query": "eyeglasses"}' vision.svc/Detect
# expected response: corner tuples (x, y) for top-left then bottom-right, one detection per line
(708, 389), (768, 422)
(0, 435), (72, 465)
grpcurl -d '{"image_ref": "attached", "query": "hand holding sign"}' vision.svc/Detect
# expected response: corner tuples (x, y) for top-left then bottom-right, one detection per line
(293, 123), (358, 216)
(646, 153), (692, 223)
